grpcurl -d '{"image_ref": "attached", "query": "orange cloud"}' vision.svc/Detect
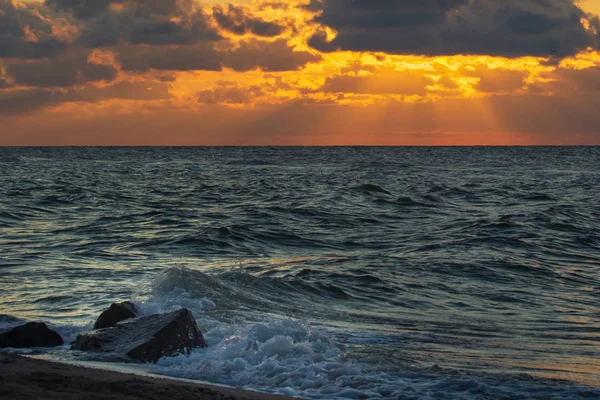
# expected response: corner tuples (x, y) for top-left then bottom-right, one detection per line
(1, 0), (600, 145)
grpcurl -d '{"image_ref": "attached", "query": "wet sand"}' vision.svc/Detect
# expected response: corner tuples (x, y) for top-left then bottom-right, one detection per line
(0, 354), (298, 400)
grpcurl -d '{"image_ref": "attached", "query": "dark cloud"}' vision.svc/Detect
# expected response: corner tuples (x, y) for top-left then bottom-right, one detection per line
(197, 80), (267, 105)
(118, 43), (222, 72)
(44, 1), (292, 47)
(0, 79), (171, 114)
(0, 64), (13, 88)
(0, 76), (13, 88)
(119, 38), (319, 73)
(6, 51), (118, 88)
(0, 0), (67, 59)
(461, 66), (529, 93)
(223, 39), (321, 72)
(78, 14), (219, 47)
(46, 0), (220, 46)
(213, 4), (286, 37)
(539, 64), (600, 93)
(258, 2), (290, 12)
(67, 79), (172, 101)
(306, 0), (599, 57)
(0, 88), (63, 114)
(45, 0), (113, 20)
(196, 76), (296, 105)
(46, 0), (195, 20)
(0, 1), (319, 102)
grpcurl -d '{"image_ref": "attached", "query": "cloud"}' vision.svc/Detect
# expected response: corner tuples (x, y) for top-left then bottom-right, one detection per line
(197, 80), (267, 105)
(0, 0), (68, 59)
(213, 4), (287, 37)
(46, 0), (197, 20)
(59, 0), (220, 47)
(0, 79), (171, 114)
(222, 38), (321, 72)
(0, 1), (320, 114)
(0, 64), (13, 88)
(460, 66), (530, 93)
(321, 68), (434, 95)
(196, 75), (300, 106)
(258, 2), (290, 12)
(118, 39), (319, 72)
(0, 1), (317, 87)
(4, 94), (600, 145)
(0, 88), (63, 114)
(45, 1), (292, 47)
(306, 0), (600, 57)
(118, 43), (222, 72)
(45, 0), (114, 20)
(67, 79), (172, 101)
(1, 0), (599, 146)
(537, 63), (600, 94)
(6, 50), (118, 88)
(0, 77), (12, 88)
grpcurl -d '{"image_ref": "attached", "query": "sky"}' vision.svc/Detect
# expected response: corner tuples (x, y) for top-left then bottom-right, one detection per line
(1, 0), (600, 145)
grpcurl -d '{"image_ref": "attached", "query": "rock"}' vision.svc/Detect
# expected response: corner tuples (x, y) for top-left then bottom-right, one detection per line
(72, 309), (207, 363)
(0, 322), (64, 348)
(93, 301), (138, 330)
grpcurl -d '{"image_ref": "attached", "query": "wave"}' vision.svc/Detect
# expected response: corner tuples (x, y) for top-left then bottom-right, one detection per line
(394, 195), (435, 207)
(3, 267), (600, 399)
(2, 147), (600, 398)
(140, 267), (356, 318)
(0, 314), (25, 329)
(354, 184), (392, 195)
(514, 193), (557, 202)
(131, 268), (600, 399)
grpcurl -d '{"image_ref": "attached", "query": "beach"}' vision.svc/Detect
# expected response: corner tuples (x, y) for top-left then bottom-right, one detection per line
(0, 354), (296, 400)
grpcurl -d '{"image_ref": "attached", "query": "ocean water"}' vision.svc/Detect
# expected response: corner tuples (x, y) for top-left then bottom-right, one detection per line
(1, 146), (599, 399)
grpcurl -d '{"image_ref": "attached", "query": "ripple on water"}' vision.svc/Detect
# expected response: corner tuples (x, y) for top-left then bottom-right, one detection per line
(0, 147), (599, 397)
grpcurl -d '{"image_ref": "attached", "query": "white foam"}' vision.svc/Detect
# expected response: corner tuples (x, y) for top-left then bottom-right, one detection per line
(5, 268), (598, 399)
(124, 270), (600, 399)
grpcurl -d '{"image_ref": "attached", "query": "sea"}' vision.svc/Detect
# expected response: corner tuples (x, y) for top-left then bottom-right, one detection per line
(1, 146), (599, 399)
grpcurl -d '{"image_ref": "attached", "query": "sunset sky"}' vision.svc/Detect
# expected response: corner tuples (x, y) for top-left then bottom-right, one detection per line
(2, 0), (600, 145)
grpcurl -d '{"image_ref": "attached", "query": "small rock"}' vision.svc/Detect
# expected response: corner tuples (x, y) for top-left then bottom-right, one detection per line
(0, 322), (64, 348)
(93, 301), (138, 330)
(72, 309), (207, 363)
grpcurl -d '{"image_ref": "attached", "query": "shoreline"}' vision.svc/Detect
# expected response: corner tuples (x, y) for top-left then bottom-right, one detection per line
(0, 353), (299, 400)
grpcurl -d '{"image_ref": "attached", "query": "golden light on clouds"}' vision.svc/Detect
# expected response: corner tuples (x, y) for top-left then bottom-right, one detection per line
(2, 0), (600, 144)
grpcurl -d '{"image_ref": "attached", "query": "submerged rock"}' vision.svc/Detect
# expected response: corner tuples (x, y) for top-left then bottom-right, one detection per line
(72, 309), (207, 363)
(93, 301), (138, 330)
(0, 322), (64, 348)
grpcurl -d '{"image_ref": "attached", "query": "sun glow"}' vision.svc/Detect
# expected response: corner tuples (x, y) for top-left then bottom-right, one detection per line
(2, 0), (600, 145)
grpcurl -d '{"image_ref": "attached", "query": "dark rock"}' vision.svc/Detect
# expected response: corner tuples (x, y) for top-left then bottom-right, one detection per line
(0, 322), (64, 348)
(93, 301), (138, 330)
(72, 309), (207, 363)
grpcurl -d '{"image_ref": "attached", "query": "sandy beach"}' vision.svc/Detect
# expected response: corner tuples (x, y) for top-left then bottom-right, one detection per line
(0, 354), (298, 400)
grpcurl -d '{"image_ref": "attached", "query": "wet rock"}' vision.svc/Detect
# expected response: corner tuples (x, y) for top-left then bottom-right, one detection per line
(72, 309), (207, 363)
(93, 301), (138, 330)
(0, 322), (64, 348)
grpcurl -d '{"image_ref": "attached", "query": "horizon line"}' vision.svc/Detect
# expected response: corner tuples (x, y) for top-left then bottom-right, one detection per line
(1, 145), (599, 148)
